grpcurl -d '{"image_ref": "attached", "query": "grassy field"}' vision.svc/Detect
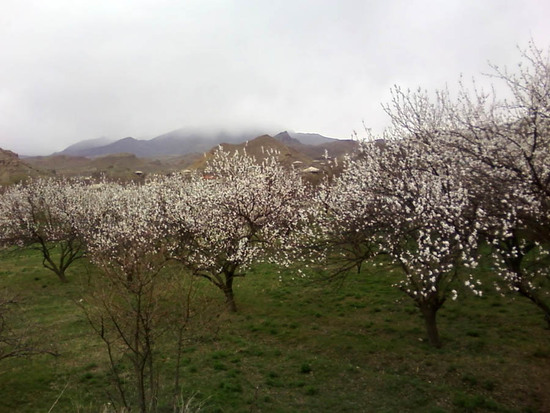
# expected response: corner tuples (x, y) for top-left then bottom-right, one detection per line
(0, 247), (549, 412)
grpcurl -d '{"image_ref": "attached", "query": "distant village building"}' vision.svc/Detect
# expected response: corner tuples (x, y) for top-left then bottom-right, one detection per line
(202, 172), (216, 180)
(302, 166), (321, 174)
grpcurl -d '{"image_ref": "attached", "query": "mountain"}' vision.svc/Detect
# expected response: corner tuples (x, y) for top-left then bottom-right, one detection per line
(274, 131), (358, 159)
(57, 137), (115, 156)
(273, 131), (302, 146)
(54, 128), (343, 159)
(25, 135), (315, 181)
(56, 137), (153, 158)
(288, 132), (338, 145)
(10, 129), (357, 183)
(56, 129), (265, 158)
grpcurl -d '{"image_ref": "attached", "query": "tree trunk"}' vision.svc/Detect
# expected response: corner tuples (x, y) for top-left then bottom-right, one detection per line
(39, 242), (71, 283)
(136, 362), (147, 413)
(502, 239), (550, 327)
(518, 285), (550, 329)
(54, 269), (69, 283)
(420, 305), (441, 348)
(223, 272), (237, 313)
(506, 248), (550, 329)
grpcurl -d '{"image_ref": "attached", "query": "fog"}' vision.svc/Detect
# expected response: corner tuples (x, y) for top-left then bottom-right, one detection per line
(1, 0), (549, 155)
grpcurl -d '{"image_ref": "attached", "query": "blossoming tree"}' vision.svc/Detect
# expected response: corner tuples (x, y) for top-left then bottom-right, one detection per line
(0, 178), (86, 282)
(75, 181), (195, 412)
(376, 41), (550, 327)
(322, 136), (479, 347)
(162, 149), (308, 312)
(442, 42), (550, 326)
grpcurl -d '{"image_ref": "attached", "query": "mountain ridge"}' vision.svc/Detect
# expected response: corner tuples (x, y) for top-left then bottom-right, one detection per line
(53, 128), (342, 158)
(2, 129), (357, 185)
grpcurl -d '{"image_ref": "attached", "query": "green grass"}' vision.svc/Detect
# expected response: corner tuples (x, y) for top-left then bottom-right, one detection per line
(0, 247), (549, 412)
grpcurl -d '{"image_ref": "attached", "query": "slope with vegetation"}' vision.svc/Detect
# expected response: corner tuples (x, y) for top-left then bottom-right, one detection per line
(0, 148), (44, 185)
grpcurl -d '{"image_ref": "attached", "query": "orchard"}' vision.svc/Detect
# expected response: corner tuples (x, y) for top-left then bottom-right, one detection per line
(0, 43), (549, 412)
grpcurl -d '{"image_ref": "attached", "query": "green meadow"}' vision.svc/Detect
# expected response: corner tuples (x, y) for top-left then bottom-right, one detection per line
(0, 247), (548, 412)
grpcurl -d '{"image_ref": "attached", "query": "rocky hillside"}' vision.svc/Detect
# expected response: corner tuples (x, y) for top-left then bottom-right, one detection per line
(0, 148), (43, 185)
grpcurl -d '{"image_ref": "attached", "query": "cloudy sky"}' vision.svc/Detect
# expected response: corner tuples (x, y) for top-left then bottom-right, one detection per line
(1, 0), (549, 155)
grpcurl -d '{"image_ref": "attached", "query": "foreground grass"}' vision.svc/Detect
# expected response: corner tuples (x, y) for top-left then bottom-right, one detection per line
(0, 248), (549, 412)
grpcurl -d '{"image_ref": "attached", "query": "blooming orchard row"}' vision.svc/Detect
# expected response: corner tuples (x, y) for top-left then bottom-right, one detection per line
(0, 152), (311, 411)
(0, 150), (309, 313)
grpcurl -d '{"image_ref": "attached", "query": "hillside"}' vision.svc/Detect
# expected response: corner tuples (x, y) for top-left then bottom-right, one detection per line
(24, 155), (94, 174)
(274, 131), (358, 159)
(190, 135), (314, 170)
(25, 152), (201, 181)
(0, 148), (44, 185)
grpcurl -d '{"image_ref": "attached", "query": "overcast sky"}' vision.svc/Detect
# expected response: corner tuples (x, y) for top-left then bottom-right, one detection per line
(1, 0), (549, 155)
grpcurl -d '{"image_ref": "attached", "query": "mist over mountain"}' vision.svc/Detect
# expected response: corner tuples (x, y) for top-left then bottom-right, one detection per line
(59, 137), (115, 156)
(55, 129), (262, 158)
(287, 132), (337, 145)
(3, 128), (356, 185)
(54, 128), (343, 158)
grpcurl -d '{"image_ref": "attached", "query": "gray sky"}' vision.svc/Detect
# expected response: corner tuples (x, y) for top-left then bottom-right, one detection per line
(1, 0), (549, 155)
